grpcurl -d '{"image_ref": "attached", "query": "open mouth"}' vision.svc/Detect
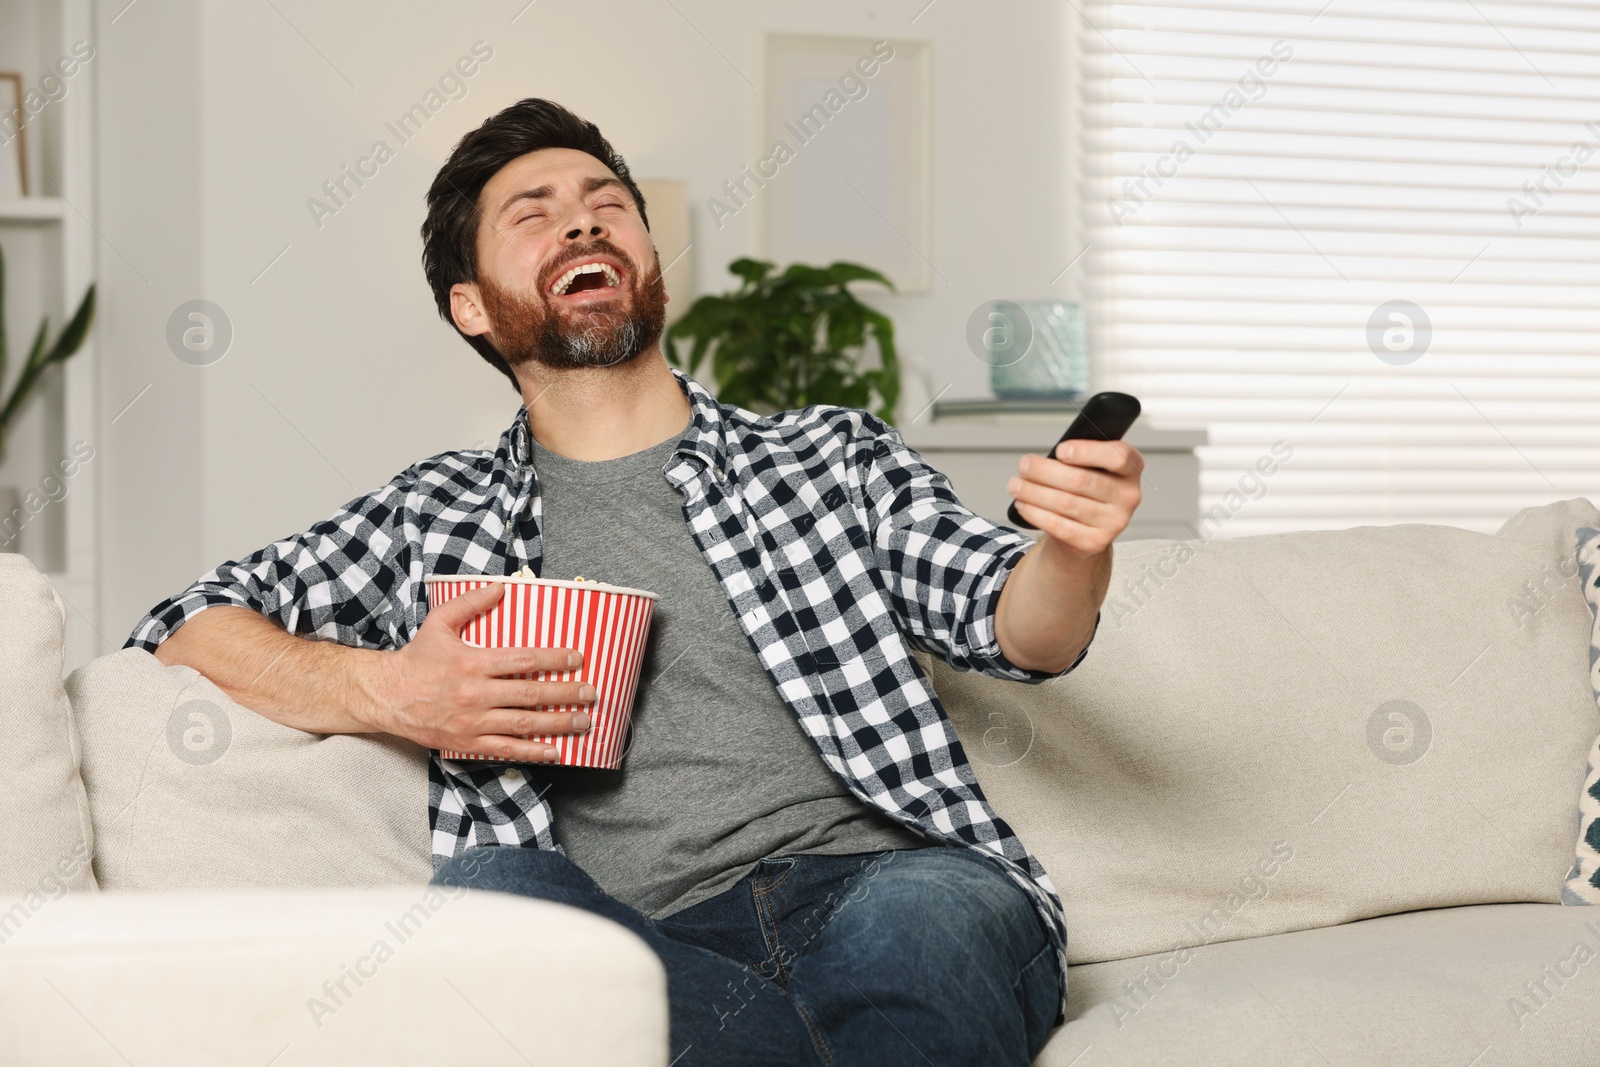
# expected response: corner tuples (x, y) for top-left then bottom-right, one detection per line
(549, 260), (625, 300)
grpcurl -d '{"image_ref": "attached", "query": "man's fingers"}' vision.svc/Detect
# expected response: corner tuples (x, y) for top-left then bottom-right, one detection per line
(1018, 458), (1116, 503)
(1052, 439), (1143, 476)
(479, 708), (593, 738)
(1011, 498), (1104, 552)
(427, 582), (505, 632)
(452, 736), (562, 764)
(483, 677), (597, 710)
(483, 644), (584, 676)
(1009, 477), (1115, 527)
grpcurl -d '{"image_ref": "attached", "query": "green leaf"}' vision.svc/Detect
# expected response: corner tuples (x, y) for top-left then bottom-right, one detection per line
(779, 263), (829, 290)
(822, 261), (895, 291)
(46, 285), (95, 366)
(684, 256), (901, 420)
(0, 319), (52, 434)
(0, 245), (8, 399)
(0, 280), (97, 448)
(728, 258), (774, 287)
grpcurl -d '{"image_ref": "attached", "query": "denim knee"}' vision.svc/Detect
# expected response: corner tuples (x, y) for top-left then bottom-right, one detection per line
(430, 845), (597, 898)
(807, 846), (1051, 999)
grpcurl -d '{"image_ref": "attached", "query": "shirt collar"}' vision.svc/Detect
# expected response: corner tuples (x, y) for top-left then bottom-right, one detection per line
(668, 367), (734, 475)
(501, 367), (735, 476)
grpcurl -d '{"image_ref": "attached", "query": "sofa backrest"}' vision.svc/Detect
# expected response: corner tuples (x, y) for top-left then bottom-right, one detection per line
(0, 554), (96, 910)
(928, 498), (1600, 965)
(68, 648), (433, 891)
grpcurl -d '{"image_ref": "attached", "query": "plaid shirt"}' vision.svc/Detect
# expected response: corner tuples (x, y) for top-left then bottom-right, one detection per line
(126, 368), (1097, 1018)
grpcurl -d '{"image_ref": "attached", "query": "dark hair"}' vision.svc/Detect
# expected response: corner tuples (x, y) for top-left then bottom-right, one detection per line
(420, 98), (650, 388)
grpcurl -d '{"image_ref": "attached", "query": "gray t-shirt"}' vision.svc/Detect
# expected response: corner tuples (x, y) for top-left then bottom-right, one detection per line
(526, 430), (928, 918)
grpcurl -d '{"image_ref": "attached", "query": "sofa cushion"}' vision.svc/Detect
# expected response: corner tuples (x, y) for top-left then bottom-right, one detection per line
(1564, 526), (1600, 904)
(926, 497), (1600, 966)
(0, 886), (666, 1066)
(0, 554), (96, 902)
(1041, 902), (1600, 1066)
(69, 648), (432, 890)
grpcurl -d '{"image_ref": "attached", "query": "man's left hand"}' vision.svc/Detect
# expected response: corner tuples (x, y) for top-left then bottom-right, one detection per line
(1006, 439), (1144, 558)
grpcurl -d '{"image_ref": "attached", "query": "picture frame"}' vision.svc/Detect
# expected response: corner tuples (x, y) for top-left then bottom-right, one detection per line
(758, 34), (932, 293)
(0, 73), (25, 197)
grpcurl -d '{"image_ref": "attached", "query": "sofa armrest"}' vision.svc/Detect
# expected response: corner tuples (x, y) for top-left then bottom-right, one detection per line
(0, 886), (667, 1066)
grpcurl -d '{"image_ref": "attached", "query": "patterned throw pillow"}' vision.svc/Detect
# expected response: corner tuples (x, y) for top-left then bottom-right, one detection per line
(1563, 527), (1600, 905)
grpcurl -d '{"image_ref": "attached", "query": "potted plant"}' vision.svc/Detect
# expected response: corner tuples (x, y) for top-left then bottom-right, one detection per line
(0, 243), (97, 539)
(664, 258), (900, 421)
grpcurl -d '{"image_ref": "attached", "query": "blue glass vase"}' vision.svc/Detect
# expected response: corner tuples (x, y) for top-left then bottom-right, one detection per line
(985, 300), (1090, 401)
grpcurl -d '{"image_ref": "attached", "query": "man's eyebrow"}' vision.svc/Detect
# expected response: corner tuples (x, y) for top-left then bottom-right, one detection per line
(497, 176), (627, 218)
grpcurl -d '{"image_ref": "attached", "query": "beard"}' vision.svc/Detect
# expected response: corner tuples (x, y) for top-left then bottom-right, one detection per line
(479, 240), (668, 373)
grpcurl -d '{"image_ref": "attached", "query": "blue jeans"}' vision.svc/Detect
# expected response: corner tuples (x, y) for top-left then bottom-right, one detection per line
(431, 844), (1061, 1066)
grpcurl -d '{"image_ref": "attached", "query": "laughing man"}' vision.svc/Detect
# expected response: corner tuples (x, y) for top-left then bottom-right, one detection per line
(129, 98), (1141, 1066)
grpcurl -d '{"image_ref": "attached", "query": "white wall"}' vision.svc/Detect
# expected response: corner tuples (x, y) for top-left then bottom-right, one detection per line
(97, 0), (1076, 644)
(96, 0), (206, 652)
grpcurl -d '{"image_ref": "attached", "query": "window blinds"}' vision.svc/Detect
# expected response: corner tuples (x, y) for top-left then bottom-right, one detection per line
(1077, 0), (1600, 535)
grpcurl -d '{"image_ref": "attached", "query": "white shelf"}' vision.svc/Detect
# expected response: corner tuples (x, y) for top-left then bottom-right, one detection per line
(0, 0), (99, 673)
(901, 419), (1207, 455)
(0, 197), (69, 223)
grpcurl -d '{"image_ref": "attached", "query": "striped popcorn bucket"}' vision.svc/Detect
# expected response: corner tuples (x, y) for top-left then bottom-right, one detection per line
(423, 574), (658, 768)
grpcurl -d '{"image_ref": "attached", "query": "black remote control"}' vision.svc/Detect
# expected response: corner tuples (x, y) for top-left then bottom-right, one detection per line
(1007, 391), (1142, 529)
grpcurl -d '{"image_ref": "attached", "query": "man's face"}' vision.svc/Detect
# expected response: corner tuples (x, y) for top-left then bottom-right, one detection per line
(457, 147), (666, 373)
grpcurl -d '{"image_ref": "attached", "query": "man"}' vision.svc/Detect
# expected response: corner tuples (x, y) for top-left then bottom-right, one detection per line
(128, 98), (1141, 1066)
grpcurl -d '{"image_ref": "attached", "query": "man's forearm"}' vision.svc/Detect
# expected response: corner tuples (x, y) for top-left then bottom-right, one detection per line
(994, 539), (1110, 673)
(152, 606), (391, 734)
(997, 434), (1140, 673)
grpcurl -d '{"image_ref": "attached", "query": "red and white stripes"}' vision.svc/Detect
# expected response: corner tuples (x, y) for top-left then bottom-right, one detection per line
(425, 577), (656, 768)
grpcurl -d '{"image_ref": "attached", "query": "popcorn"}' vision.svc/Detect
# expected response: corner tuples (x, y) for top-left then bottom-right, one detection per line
(513, 565), (586, 583)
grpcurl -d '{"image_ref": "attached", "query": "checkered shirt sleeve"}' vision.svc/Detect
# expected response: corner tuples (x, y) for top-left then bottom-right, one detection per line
(123, 469), (418, 654)
(859, 415), (1097, 683)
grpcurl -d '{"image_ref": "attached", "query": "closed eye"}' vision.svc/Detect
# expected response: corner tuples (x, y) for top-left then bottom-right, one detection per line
(516, 201), (622, 225)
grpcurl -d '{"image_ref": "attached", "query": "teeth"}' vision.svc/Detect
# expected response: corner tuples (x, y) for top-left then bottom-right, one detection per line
(552, 262), (623, 295)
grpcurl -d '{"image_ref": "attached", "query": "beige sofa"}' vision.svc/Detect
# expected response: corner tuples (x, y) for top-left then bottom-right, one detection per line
(6, 497), (1600, 1065)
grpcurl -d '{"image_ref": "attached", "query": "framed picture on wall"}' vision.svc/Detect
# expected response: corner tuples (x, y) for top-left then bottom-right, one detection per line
(759, 34), (932, 293)
(0, 73), (25, 197)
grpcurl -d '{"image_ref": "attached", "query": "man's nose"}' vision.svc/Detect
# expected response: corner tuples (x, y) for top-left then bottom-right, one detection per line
(563, 207), (605, 241)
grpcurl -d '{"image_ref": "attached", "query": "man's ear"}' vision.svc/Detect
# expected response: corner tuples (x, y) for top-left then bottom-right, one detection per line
(450, 281), (492, 339)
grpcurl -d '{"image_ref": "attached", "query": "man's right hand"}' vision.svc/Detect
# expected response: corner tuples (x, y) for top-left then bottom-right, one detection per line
(366, 582), (595, 763)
